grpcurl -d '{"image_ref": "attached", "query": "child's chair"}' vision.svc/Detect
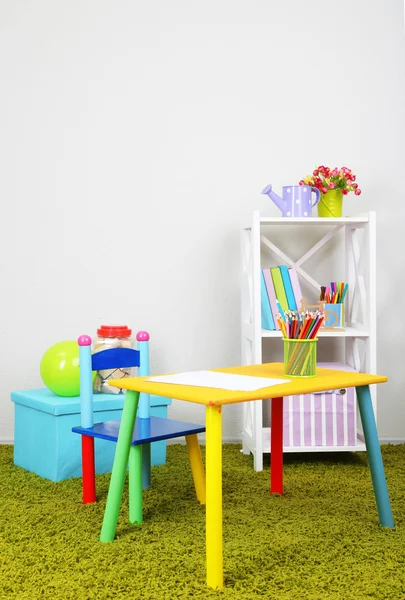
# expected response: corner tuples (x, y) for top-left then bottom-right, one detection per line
(72, 332), (206, 520)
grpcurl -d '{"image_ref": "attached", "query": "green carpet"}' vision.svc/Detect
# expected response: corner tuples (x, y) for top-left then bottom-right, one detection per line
(1, 444), (405, 600)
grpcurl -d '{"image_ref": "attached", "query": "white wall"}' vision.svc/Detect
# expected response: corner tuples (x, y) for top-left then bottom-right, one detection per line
(1, 0), (404, 443)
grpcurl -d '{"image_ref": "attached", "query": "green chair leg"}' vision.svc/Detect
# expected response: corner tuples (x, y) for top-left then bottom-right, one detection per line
(100, 390), (140, 542)
(129, 444), (143, 525)
(356, 385), (394, 528)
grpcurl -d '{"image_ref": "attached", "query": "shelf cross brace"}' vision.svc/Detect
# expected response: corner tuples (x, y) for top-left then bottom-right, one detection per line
(260, 224), (345, 292)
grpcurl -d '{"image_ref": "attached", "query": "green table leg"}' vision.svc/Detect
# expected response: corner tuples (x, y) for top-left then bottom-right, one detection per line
(356, 385), (394, 528)
(100, 390), (140, 542)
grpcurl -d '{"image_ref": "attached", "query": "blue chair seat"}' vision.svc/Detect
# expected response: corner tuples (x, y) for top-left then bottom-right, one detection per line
(73, 416), (205, 445)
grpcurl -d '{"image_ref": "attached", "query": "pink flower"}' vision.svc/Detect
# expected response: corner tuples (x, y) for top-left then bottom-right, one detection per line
(354, 188), (361, 195)
(329, 182), (336, 188)
(321, 187), (328, 194)
(299, 180), (305, 185)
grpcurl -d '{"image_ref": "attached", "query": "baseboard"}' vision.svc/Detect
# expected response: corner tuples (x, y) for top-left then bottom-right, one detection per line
(2, 436), (404, 446)
(166, 434), (241, 445)
(379, 437), (405, 445)
(0, 435), (241, 446)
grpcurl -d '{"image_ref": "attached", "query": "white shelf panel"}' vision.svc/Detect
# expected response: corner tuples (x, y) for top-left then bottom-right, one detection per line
(242, 322), (369, 340)
(262, 427), (366, 453)
(258, 216), (369, 225)
(261, 326), (369, 338)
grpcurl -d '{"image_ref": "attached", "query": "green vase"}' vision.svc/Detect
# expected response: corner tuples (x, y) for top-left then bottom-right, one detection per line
(318, 188), (343, 218)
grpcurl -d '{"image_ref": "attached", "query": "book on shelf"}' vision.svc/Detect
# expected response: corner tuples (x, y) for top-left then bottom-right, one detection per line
(279, 265), (297, 311)
(262, 269), (280, 330)
(260, 270), (275, 330)
(288, 268), (303, 310)
(270, 267), (289, 312)
(260, 267), (304, 329)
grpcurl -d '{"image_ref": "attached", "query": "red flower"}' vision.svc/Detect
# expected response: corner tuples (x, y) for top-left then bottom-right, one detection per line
(342, 188), (349, 195)
(354, 188), (362, 195)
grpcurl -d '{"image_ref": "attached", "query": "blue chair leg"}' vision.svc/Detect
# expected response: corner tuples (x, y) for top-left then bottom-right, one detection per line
(356, 385), (394, 528)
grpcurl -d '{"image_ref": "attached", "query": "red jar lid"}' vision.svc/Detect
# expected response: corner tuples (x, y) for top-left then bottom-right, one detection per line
(97, 325), (132, 338)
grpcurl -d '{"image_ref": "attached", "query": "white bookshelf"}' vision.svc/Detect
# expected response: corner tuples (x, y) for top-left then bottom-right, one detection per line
(240, 211), (376, 471)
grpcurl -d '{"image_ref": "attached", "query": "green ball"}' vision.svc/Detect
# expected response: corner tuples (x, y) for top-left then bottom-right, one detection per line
(40, 340), (81, 397)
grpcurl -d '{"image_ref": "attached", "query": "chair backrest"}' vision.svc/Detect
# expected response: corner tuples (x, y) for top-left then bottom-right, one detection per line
(78, 332), (151, 429)
(91, 347), (140, 371)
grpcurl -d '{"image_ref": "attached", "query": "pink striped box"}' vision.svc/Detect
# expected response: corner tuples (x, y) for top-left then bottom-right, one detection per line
(282, 362), (357, 447)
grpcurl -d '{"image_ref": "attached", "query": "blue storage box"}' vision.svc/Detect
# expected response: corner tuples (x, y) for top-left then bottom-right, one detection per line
(11, 389), (172, 482)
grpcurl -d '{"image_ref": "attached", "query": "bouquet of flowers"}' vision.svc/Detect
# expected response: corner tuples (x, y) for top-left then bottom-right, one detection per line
(299, 166), (361, 196)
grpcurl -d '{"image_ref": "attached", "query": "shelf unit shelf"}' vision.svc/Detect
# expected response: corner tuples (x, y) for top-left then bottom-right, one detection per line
(240, 211), (376, 471)
(242, 324), (370, 340)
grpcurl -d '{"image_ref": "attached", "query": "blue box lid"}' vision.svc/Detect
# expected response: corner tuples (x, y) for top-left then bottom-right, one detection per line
(11, 388), (171, 416)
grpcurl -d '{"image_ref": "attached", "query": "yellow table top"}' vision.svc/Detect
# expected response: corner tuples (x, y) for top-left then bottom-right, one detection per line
(108, 362), (387, 407)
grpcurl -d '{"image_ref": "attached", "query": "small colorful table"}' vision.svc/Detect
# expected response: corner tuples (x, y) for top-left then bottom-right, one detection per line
(103, 363), (394, 590)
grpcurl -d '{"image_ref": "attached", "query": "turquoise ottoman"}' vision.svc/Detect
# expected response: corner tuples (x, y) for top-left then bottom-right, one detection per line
(11, 389), (172, 482)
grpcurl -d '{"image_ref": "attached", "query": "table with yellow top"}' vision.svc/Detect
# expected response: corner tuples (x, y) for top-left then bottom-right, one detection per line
(102, 363), (394, 590)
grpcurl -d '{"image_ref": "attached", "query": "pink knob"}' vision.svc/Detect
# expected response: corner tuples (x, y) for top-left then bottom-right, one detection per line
(78, 335), (92, 346)
(136, 330), (150, 342)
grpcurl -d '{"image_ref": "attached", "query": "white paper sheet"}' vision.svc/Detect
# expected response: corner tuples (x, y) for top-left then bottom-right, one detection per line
(147, 370), (290, 391)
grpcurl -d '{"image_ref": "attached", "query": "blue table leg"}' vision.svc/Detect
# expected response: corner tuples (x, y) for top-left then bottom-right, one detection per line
(356, 385), (394, 528)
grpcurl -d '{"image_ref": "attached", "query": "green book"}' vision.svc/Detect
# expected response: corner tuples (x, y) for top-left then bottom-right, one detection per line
(270, 267), (289, 313)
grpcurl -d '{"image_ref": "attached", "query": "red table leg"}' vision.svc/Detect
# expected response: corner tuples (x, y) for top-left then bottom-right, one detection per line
(270, 397), (283, 495)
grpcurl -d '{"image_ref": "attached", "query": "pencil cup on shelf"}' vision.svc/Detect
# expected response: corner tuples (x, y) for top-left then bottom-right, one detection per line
(323, 303), (344, 328)
(283, 338), (317, 378)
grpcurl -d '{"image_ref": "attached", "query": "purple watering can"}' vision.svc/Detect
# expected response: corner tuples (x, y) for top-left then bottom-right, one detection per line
(262, 184), (320, 217)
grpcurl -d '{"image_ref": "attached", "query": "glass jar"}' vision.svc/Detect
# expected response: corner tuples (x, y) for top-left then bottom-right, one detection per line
(93, 325), (134, 394)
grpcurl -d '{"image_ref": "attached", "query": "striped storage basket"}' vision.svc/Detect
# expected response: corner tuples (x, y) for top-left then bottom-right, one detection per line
(282, 362), (357, 447)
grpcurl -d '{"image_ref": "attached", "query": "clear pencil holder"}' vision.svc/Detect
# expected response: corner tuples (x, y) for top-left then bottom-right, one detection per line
(283, 338), (317, 378)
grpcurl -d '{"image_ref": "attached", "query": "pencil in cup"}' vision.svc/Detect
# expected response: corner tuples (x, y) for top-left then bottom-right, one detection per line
(283, 338), (317, 377)
(320, 282), (348, 305)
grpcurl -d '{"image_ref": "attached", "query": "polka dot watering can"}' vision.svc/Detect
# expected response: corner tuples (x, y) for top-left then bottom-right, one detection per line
(262, 184), (320, 217)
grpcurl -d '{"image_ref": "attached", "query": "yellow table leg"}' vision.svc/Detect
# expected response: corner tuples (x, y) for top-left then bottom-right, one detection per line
(205, 405), (223, 589)
(186, 434), (206, 504)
